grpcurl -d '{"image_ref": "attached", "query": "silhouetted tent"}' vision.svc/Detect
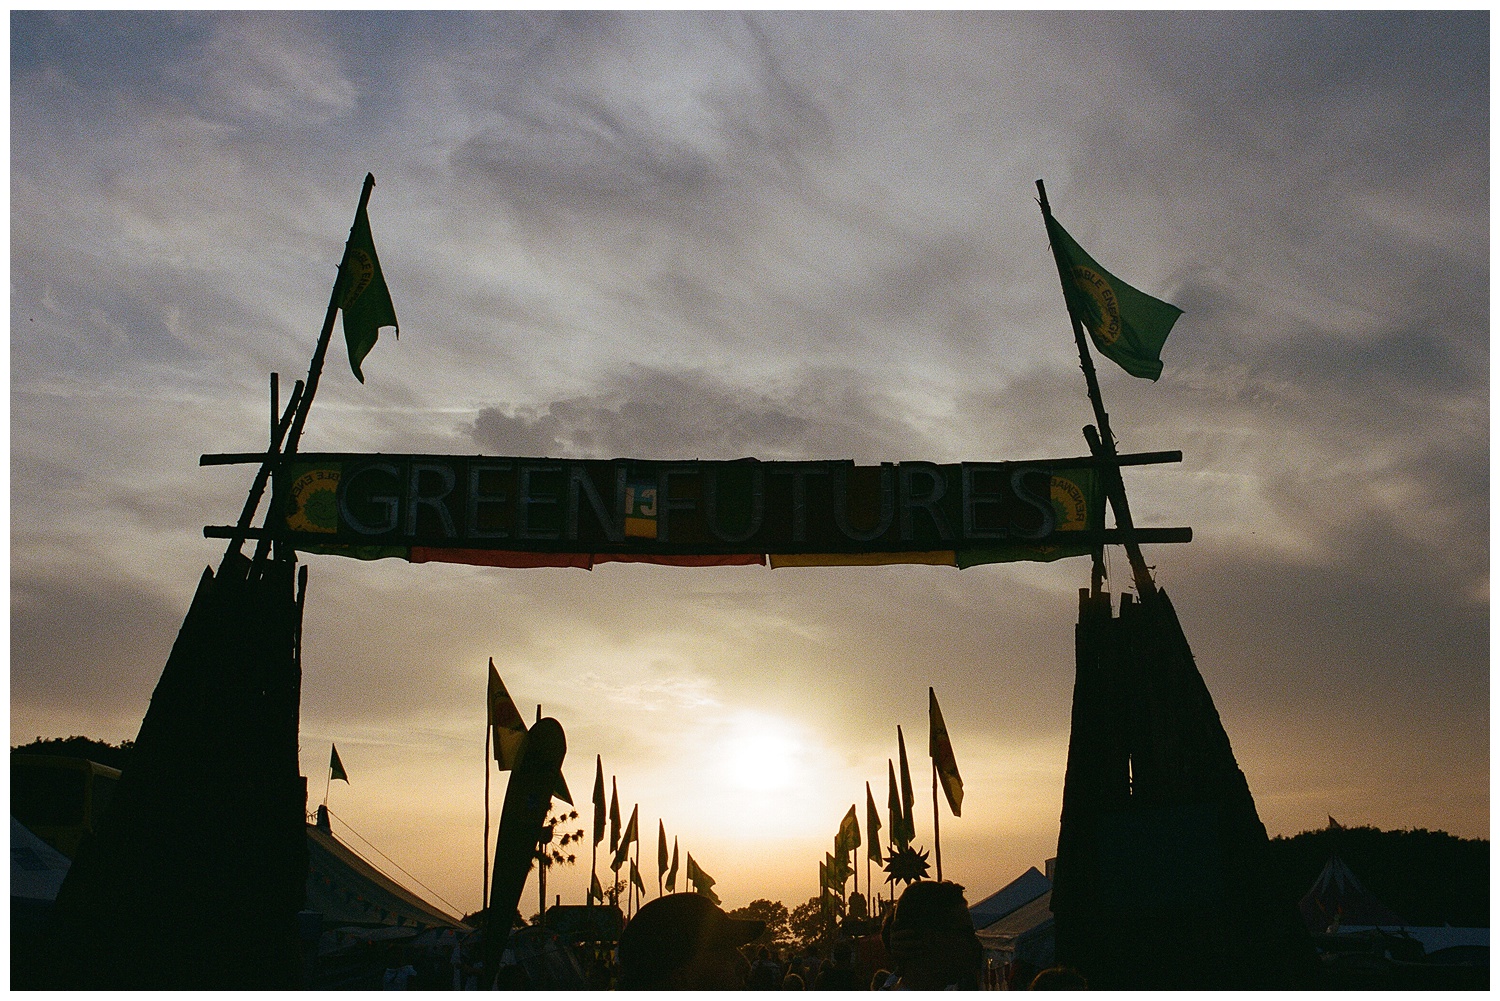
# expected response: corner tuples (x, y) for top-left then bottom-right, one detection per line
(12, 815), (73, 908)
(969, 866), (1051, 928)
(1299, 855), (1404, 932)
(305, 809), (469, 932)
(13, 816), (74, 987)
(971, 867), (1055, 974)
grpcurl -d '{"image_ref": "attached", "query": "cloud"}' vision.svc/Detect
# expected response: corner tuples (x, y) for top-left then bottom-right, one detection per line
(469, 365), (931, 463)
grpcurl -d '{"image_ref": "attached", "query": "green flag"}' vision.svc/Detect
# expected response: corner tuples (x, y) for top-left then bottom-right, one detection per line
(887, 759), (906, 851)
(897, 726), (916, 846)
(329, 743), (349, 784)
(612, 804), (638, 871)
(866, 782), (884, 864)
(592, 756), (606, 847)
(337, 179), (398, 383)
(1044, 212), (1181, 381)
(836, 804), (860, 855)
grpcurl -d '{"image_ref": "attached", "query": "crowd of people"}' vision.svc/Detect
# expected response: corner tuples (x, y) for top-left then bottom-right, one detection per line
(381, 880), (1088, 989)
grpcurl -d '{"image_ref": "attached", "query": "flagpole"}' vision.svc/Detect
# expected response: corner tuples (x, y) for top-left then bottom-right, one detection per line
(1035, 178), (1156, 602)
(253, 173), (377, 564)
(932, 760), (942, 882)
(484, 717), (492, 913)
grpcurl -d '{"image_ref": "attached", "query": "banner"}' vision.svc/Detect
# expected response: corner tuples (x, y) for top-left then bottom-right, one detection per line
(267, 454), (1118, 569)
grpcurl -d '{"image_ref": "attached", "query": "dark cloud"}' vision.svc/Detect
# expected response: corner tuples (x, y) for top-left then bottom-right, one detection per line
(469, 365), (929, 463)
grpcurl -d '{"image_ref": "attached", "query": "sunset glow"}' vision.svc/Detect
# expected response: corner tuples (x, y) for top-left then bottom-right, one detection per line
(11, 12), (1486, 924)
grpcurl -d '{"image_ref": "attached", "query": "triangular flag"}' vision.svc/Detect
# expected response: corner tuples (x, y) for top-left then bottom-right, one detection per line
(487, 660), (528, 770)
(630, 859), (646, 894)
(609, 779), (621, 854)
(612, 804), (639, 871)
(666, 837), (679, 893)
(866, 781), (884, 864)
(335, 175), (399, 384)
(897, 725), (916, 845)
(887, 759), (907, 851)
(836, 803), (860, 855)
(590, 871), (604, 903)
(929, 688), (964, 816)
(329, 744), (349, 784)
(592, 756), (607, 847)
(657, 820), (669, 881)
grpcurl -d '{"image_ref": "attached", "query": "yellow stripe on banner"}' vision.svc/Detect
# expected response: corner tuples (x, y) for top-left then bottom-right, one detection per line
(769, 551), (958, 568)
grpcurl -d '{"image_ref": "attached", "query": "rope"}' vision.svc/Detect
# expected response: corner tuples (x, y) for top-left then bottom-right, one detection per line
(324, 807), (466, 918)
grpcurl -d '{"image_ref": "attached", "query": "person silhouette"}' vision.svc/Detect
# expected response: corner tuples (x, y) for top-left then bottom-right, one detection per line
(879, 881), (982, 990)
(616, 893), (764, 989)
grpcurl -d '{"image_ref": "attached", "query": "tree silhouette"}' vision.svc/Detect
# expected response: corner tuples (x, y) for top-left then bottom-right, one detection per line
(535, 808), (583, 920)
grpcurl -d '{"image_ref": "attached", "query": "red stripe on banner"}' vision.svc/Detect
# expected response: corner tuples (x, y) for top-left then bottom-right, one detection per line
(409, 548), (593, 569)
(592, 553), (766, 567)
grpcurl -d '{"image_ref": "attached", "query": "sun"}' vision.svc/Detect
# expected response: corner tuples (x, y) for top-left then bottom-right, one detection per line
(718, 712), (803, 794)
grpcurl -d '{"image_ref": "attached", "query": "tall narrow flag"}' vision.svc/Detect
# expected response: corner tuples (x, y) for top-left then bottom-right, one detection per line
(1042, 210), (1182, 381)
(897, 726), (916, 845)
(686, 854), (720, 905)
(666, 837), (679, 893)
(612, 804), (638, 871)
(329, 744), (349, 784)
(887, 760), (907, 851)
(866, 782), (884, 864)
(609, 779), (621, 854)
(929, 688), (965, 816)
(629, 859), (646, 895)
(657, 821), (669, 883)
(487, 661), (571, 803)
(487, 661), (527, 769)
(837, 804), (861, 856)
(590, 871), (604, 902)
(592, 756), (606, 846)
(337, 177), (399, 383)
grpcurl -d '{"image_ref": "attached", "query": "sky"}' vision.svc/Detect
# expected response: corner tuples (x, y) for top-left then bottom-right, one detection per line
(10, 11), (1489, 919)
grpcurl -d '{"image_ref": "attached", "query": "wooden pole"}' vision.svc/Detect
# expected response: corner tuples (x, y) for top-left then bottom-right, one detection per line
(1035, 178), (1156, 602)
(251, 174), (377, 564)
(932, 761), (942, 882)
(483, 720), (492, 913)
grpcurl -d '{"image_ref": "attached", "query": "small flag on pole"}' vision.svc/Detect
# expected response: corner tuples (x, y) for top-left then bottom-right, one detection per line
(609, 779), (621, 854)
(612, 804), (638, 871)
(592, 756), (607, 847)
(329, 744), (349, 784)
(336, 176), (399, 383)
(590, 871), (604, 902)
(887, 760), (906, 851)
(897, 727), (916, 845)
(837, 804), (861, 856)
(666, 837), (679, 893)
(487, 661), (571, 802)
(929, 688), (965, 816)
(1042, 210), (1181, 381)
(487, 661), (527, 770)
(866, 782), (884, 864)
(630, 859), (646, 895)
(657, 821), (669, 883)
